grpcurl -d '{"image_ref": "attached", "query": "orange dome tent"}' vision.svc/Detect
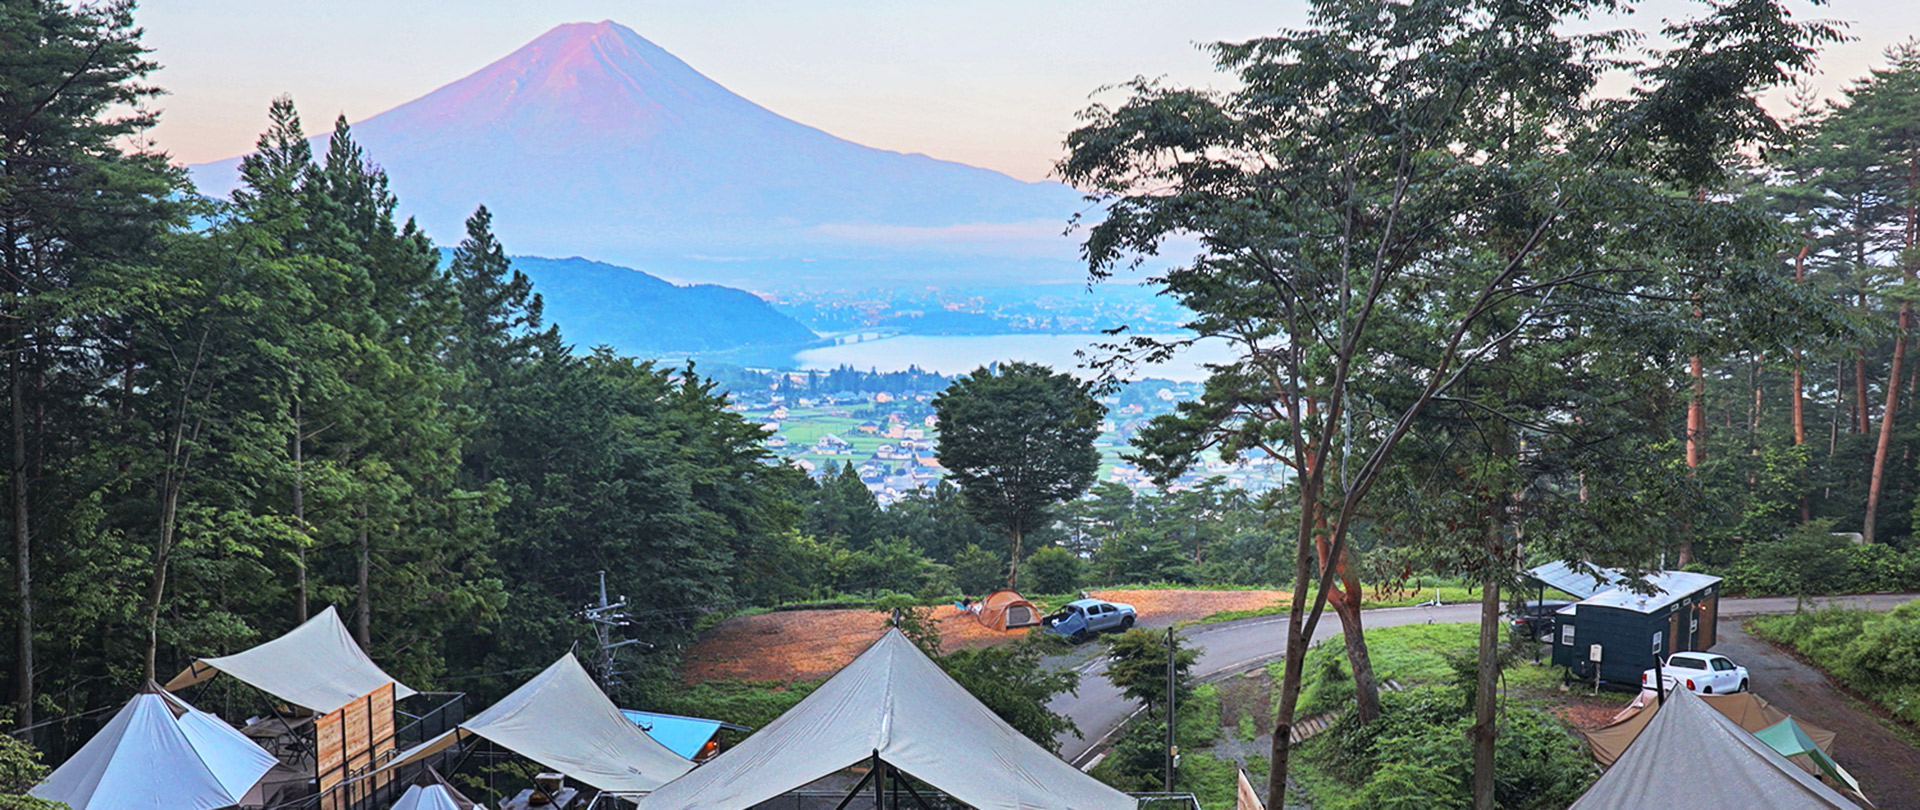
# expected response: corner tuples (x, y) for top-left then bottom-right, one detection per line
(975, 590), (1041, 630)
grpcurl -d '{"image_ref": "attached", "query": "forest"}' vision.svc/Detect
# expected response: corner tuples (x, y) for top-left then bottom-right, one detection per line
(10, 2), (1920, 807)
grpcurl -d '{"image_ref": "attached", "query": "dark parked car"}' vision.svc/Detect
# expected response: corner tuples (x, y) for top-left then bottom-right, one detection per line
(1508, 599), (1573, 640)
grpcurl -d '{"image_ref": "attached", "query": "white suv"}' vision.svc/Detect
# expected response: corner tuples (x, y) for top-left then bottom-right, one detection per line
(1641, 652), (1748, 695)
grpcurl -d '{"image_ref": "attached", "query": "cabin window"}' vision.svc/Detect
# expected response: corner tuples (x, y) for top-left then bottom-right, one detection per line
(1653, 631), (1663, 656)
(1561, 625), (1575, 646)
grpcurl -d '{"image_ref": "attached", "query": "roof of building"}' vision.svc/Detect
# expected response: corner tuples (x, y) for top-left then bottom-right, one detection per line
(1525, 561), (1630, 600)
(1578, 570), (1723, 614)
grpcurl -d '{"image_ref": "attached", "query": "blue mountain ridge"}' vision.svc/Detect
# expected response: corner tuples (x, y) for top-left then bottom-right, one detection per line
(488, 254), (819, 355)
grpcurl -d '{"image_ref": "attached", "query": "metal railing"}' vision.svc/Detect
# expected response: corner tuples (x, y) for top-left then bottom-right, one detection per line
(729, 789), (1202, 810)
(247, 692), (469, 810)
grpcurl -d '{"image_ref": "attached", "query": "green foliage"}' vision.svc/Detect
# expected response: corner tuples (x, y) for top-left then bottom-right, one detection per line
(1092, 683), (1221, 794)
(642, 679), (819, 740)
(1103, 628), (1199, 712)
(948, 544), (1006, 595)
(1750, 605), (1920, 724)
(1025, 546), (1083, 594)
(1309, 681), (1593, 810)
(1068, 480), (1275, 588)
(872, 480), (997, 566)
(939, 638), (1082, 749)
(933, 362), (1104, 587)
(0, 709), (62, 809)
(1716, 521), (1920, 598)
(1290, 624), (1479, 718)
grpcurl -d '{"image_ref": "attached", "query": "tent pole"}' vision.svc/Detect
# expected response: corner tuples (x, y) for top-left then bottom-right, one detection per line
(829, 762), (878, 810)
(873, 751), (884, 810)
(896, 771), (938, 810)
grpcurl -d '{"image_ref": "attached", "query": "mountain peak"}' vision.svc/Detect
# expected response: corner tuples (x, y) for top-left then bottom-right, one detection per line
(191, 20), (1081, 288)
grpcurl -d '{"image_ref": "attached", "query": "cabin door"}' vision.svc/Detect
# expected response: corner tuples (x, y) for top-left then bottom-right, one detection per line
(1668, 612), (1680, 656)
(1698, 596), (1717, 649)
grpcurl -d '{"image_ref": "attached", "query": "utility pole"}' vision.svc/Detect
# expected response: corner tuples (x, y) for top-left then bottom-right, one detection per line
(582, 571), (644, 688)
(1165, 626), (1177, 793)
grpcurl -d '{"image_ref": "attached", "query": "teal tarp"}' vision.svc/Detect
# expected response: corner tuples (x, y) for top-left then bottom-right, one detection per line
(1753, 717), (1866, 800)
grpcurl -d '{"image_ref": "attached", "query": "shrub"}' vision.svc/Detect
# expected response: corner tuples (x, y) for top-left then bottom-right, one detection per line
(1027, 546), (1084, 593)
(0, 708), (62, 810)
(950, 543), (1006, 595)
(1751, 605), (1920, 725)
(839, 536), (935, 595)
(1840, 605), (1920, 688)
(1719, 522), (1920, 597)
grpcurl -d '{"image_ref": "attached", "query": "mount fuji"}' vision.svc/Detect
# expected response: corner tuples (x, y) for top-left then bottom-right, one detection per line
(189, 21), (1086, 289)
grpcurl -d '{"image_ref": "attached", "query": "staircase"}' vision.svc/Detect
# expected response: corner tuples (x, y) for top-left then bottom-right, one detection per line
(1287, 678), (1403, 744)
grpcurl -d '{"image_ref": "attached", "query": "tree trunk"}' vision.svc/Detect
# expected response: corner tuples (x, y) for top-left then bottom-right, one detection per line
(293, 399), (308, 623)
(144, 473), (183, 682)
(10, 328), (33, 732)
(1681, 354), (1703, 566)
(1006, 525), (1022, 590)
(1266, 549), (1315, 809)
(1793, 247), (1809, 523)
(1857, 347), (1870, 435)
(1321, 539), (1379, 724)
(1471, 560), (1501, 810)
(355, 502), (371, 648)
(1864, 305), (1909, 543)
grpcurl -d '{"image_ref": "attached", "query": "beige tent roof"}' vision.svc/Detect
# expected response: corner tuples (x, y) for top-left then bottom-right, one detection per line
(165, 606), (417, 713)
(1570, 688), (1858, 810)
(638, 629), (1137, 810)
(1587, 691), (1836, 768)
(378, 653), (691, 796)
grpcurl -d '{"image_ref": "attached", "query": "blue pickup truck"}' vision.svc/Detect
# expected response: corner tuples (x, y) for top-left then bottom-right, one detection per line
(1042, 598), (1138, 643)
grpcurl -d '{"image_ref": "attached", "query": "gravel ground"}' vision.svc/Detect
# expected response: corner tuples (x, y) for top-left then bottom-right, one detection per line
(681, 589), (1289, 683)
(1718, 618), (1920, 809)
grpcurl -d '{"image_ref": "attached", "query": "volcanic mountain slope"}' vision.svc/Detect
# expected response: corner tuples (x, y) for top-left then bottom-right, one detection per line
(193, 21), (1083, 287)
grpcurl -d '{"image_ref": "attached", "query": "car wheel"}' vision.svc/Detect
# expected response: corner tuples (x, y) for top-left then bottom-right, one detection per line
(1121, 616), (1135, 630)
(1739, 679), (1749, 693)
(1070, 629), (1090, 644)
(1702, 686), (1713, 694)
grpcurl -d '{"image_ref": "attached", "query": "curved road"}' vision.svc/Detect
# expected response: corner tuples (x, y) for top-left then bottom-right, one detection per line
(1050, 592), (1920, 765)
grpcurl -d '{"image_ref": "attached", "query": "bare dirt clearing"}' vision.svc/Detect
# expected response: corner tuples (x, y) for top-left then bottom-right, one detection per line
(680, 589), (1289, 683)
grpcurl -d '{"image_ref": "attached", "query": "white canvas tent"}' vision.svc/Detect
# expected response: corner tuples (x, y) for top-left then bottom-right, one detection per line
(377, 653), (691, 796)
(165, 606), (417, 713)
(389, 766), (484, 810)
(1569, 688), (1860, 810)
(32, 687), (279, 810)
(638, 629), (1139, 810)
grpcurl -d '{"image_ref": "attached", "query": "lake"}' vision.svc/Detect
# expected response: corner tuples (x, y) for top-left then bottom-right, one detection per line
(788, 333), (1236, 382)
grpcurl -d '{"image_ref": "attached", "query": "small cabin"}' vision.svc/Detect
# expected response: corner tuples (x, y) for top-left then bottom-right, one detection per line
(1546, 569), (1723, 685)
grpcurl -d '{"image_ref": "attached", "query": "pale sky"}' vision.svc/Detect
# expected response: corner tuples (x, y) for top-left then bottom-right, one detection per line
(139, 0), (1919, 183)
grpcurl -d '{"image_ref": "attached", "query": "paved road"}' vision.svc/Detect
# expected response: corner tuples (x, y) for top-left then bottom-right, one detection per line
(1050, 592), (1920, 765)
(1716, 619), (1920, 809)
